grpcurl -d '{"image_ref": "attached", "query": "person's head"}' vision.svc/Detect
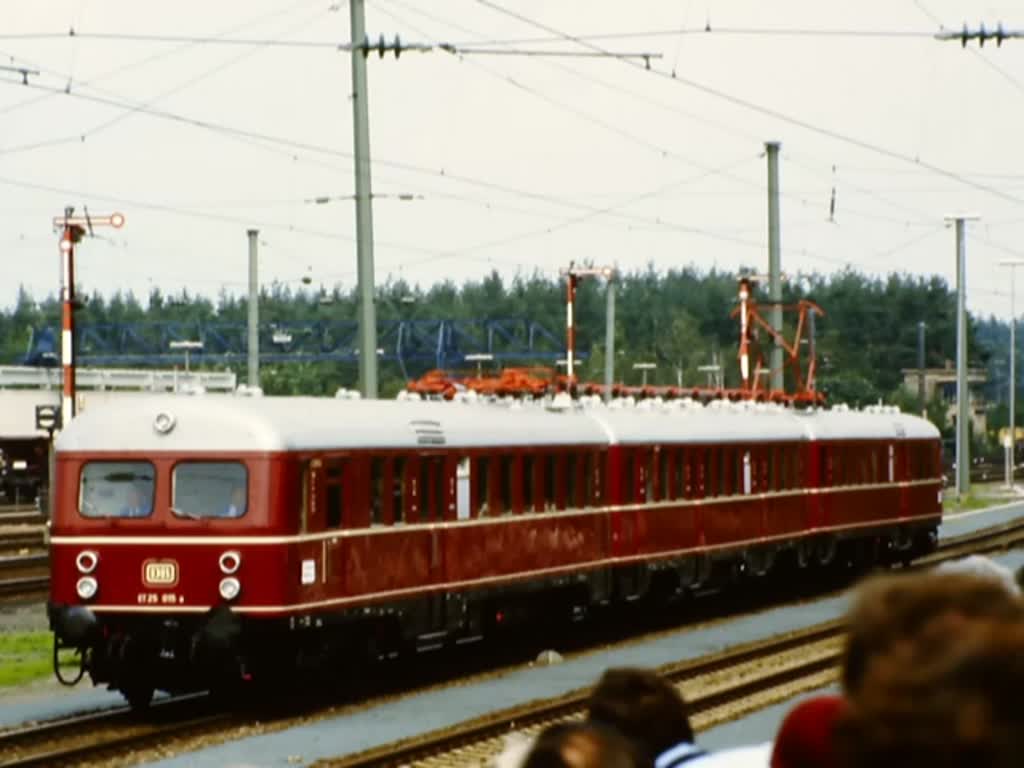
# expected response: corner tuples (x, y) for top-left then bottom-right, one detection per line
(937, 555), (1021, 597)
(586, 668), (693, 764)
(842, 570), (1024, 695)
(770, 695), (847, 768)
(230, 485), (245, 508)
(523, 722), (640, 768)
(126, 483), (145, 507)
(836, 617), (1024, 768)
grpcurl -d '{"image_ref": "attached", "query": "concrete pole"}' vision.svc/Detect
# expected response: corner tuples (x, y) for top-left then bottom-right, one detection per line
(604, 277), (616, 403)
(60, 228), (77, 422)
(953, 217), (971, 499)
(917, 321), (926, 417)
(350, 0), (378, 398)
(247, 229), (259, 389)
(1009, 265), (1018, 488)
(565, 274), (577, 381)
(766, 141), (784, 393)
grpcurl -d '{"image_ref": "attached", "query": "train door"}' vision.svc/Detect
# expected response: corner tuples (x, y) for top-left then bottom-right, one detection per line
(455, 457), (470, 520)
(417, 454), (457, 641)
(296, 458), (329, 603)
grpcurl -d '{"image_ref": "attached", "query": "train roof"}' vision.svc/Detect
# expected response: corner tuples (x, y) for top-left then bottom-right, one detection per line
(55, 393), (939, 454)
(54, 394), (610, 453)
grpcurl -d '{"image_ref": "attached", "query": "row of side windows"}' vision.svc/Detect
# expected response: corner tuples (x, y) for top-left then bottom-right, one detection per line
(471, 452), (604, 517)
(621, 444), (806, 504)
(308, 450), (606, 529)
(308, 441), (939, 528)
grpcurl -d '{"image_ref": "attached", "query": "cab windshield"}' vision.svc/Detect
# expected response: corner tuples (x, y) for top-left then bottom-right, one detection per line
(79, 462), (156, 518)
(172, 462), (248, 519)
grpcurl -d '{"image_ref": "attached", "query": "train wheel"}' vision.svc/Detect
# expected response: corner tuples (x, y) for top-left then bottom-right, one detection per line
(814, 536), (837, 567)
(123, 683), (154, 711)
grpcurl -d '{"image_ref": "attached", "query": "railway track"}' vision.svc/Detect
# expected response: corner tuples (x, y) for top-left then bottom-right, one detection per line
(319, 622), (842, 768)
(2, 515), (1023, 767)
(0, 552), (50, 603)
(0, 529), (46, 555)
(0, 506), (46, 527)
(316, 517), (1024, 768)
(0, 693), (232, 768)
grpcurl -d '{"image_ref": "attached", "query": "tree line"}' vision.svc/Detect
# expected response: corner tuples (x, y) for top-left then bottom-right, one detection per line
(1, 266), (1016, 453)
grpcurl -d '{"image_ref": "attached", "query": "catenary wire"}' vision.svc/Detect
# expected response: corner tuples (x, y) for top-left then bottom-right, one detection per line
(474, 0), (1024, 209)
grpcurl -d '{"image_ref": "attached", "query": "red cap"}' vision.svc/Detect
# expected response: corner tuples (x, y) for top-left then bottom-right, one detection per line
(770, 695), (847, 768)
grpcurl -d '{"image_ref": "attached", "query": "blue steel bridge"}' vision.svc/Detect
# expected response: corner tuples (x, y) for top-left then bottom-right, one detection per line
(19, 317), (579, 376)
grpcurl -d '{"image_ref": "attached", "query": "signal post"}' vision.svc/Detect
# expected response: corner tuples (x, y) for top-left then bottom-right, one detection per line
(52, 208), (125, 423)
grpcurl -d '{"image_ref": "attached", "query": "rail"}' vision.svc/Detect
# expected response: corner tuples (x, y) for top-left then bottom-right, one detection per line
(320, 623), (841, 767)
(0, 530), (46, 555)
(1, 515), (1021, 766)
(0, 693), (229, 768)
(315, 518), (1024, 768)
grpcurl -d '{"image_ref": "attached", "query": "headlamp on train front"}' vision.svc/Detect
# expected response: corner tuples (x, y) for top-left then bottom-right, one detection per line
(219, 577), (241, 601)
(76, 550), (99, 574)
(76, 576), (98, 600)
(219, 551), (241, 575)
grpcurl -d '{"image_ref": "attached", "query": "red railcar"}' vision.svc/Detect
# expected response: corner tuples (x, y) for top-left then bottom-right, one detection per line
(48, 394), (941, 706)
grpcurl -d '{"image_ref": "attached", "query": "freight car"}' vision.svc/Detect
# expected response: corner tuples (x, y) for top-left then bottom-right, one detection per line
(47, 394), (941, 708)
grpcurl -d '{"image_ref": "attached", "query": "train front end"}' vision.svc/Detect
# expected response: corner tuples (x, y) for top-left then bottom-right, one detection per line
(47, 398), (291, 708)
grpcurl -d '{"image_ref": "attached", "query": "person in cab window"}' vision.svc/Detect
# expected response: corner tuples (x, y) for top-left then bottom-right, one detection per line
(121, 484), (151, 518)
(222, 485), (246, 518)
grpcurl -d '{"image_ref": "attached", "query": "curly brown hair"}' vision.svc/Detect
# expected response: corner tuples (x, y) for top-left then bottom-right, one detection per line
(836, 616), (1024, 768)
(841, 570), (1024, 695)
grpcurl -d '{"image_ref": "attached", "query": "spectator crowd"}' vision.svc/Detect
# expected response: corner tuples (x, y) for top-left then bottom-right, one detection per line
(493, 556), (1024, 768)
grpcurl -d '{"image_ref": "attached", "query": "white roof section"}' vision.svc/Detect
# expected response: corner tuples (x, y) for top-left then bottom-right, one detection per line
(797, 406), (941, 441)
(592, 401), (809, 445)
(55, 394), (941, 455)
(55, 395), (610, 454)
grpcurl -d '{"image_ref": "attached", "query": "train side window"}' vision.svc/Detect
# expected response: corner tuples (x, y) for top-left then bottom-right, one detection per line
(623, 451), (635, 504)
(325, 460), (344, 528)
(742, 451), (752, 494)
(532, 455), (543, 512)
(543, 454), (557, 510)
(498, 455), (514, 515)
(555, 454), (568, 510)
(370, 458), (384, 525)
(523, 455), (536, 513)
(456, 457), (471, 520)
(660, 448), (673, 502)
(675, 450), (684, 499)
(696, 451), (707, 497)
(584, 452), (596, 506)
(433, 456), (446, 520)
(643, 451), (654, 502)
(684, 450), (692, 499)
(418, 459), (432, 521)
(473, 456), (490, 517)
(567, 453), (579, 509)
(393, 457), (407, 523)
(326, 485), (342, 528)
(779, 447), (788, 491)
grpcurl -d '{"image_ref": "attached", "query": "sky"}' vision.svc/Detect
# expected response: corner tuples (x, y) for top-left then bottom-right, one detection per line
(2, 1), (1024, 319)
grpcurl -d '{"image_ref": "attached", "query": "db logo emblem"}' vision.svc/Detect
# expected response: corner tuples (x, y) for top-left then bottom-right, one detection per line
(142, 559), (179, 588)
